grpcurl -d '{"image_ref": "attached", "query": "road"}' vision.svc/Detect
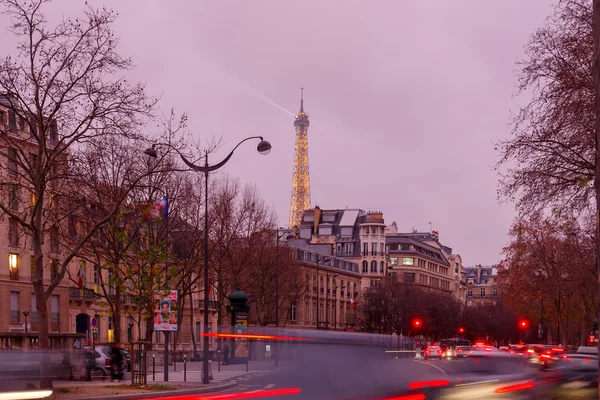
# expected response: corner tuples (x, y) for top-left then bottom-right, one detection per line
(201, 346), (447, 399)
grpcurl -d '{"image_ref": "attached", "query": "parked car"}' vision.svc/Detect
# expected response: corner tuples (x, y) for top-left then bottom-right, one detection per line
(83, 346), (128, 377)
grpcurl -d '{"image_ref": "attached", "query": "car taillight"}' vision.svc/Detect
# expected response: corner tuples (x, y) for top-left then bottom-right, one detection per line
(438, 350), (442, 353)
(105, 358), (110, 367)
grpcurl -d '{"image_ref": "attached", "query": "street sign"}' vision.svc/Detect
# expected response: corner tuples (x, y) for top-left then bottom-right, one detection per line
(91, 327), (98, 333)
(90, 317), (97, 327)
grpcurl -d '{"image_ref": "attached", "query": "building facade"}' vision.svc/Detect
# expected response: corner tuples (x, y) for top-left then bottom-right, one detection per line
(385, 227), (454, 295)
(285, 243), (362, 330)
(465, 265), (499, 307)
(295, 207), (388, 290)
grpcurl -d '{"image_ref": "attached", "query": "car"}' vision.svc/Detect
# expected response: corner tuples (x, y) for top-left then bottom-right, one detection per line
(83, 346), (128, 378)
(441, 347), (457, 359)
(424, 345), (443, 360)
(455, 346), (471, 358)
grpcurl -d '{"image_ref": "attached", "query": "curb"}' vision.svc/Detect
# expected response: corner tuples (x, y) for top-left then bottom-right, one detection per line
(68, 381), (238, 400)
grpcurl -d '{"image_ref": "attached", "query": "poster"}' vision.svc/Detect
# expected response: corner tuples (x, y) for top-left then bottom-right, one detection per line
(153, 290), (179, 331)
(234, 312), (248, 358)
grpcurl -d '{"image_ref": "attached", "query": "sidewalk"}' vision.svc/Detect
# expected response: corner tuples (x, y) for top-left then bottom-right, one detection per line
(147, 360), (277, 384)
(52, 359), (278, 388)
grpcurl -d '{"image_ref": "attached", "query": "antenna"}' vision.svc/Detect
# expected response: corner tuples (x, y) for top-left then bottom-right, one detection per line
(300, 87), (304, 110)
(428, 221), (433, 232)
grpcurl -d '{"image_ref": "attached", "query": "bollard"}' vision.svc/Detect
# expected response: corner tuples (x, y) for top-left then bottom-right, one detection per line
(217, 349), (221, 372)
(184, 355), (187, 382)
(152, 355), (155, 382)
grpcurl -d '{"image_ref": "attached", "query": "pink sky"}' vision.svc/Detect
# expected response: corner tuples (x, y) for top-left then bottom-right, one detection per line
(1, 0), (556, 264)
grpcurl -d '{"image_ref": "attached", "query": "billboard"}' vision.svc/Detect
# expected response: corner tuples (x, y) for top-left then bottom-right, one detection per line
(234, 312), (249, 358)
(153, 290), (179, 331)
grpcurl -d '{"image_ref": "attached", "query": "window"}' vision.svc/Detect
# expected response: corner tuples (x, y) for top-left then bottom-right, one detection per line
(390, 257), (398, 265)
(344, 243), (353, 254)
(50, 227), (59, 253)
(467, 300), (472, 307)
(9, 253), (19, 280)
(402, 257), (414, 266)
(68, 215), (76, 237)
(108, 316), (114, 343)
(380, 261), (384, 273)
(304, 302), (309, 324)
(362, 243), (368, 255)
(312, 303), (316, 323)
(370, 260), (377, 273)
(8, 218), (19, 246)
(403, 273), (415, 283)
(480, 288), (486, 297)
(9, 292), (19, 322)
(50, 295), (59, 324)
(7, 184), (18, 210)
(7, 148), (17, 174)
(371, 243), (377, 256)
(30, 255), (35, 281)
(79, 260), (87, 287)
(468, 288), (473, 296)
(319, 225), (332, 235)
(493, 288), (498, 296)
(290, 302), (297, 321)
(31, 293), (38, 323)
(8, 110), (16, 130)
(362, 261), (368, 273)
(49, 258), (58, 281)
(336, 243), (341, 253)
(49, 120), (58, 143)
(29, 153), (38, 172)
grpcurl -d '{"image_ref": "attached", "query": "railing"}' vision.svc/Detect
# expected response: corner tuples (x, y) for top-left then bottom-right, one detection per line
(69, 287), (97, 300)
(194, 300), (219, 310)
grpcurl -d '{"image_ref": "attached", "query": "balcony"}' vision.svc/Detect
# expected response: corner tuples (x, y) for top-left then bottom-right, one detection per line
(194, 300), (219, 310)
(69, 287), (97, 301)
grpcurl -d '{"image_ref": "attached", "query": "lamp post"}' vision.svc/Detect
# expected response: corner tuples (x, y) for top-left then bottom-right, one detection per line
(147, 136), (271, 384)
(325, 272), (338, 330)
(333, 283), (345, 330)
(274, 227), (292, 367)
(23, 311), (29, 333)
(316, 254), (320, 329)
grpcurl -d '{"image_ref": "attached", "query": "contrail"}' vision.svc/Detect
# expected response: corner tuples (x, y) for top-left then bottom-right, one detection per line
(207, 62), (294, 117)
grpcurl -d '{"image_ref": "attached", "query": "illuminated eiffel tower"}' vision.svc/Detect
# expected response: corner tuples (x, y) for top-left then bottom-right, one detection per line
(289, 88), (311, 229)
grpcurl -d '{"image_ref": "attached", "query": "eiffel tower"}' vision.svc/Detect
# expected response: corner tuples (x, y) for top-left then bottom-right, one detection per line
(289, 88), (311, 229)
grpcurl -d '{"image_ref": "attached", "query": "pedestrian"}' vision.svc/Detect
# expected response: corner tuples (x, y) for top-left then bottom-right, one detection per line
(223, 341), (230, 365)
(110, 346), (124, 382)
(84, 349), (95, 381)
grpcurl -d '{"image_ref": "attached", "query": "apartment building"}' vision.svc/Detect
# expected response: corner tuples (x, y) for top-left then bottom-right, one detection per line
(295, 206), (388, 290)
(285, 240), (362, 330)
(465, 265), (499, 307)
(385, 227), (453, 295)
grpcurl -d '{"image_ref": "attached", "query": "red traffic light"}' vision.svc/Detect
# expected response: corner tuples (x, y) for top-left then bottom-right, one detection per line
(413, 318), (422, 328)
(458, 327), (465, 334)
(519, 319), (528, 329)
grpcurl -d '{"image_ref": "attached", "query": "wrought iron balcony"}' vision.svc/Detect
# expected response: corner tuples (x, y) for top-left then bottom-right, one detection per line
(69, 287), (97, 300)
(194, 300), (219, 310)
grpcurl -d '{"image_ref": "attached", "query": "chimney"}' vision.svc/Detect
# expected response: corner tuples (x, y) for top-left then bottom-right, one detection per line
(313, 206), (321, 234)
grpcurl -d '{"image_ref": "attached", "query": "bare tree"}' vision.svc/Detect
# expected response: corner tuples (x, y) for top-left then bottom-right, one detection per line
(496, 0), (594, 216)
(0, 0), (159, 387)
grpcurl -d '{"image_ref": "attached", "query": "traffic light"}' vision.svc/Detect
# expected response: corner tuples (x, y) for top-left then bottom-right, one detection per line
(413, 318), (422, 328)
(519, 319), (528, 329)
(458, 327), (465, 334)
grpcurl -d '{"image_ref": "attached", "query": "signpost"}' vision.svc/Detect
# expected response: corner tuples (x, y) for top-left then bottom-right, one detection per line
(90, 317), (97, 353)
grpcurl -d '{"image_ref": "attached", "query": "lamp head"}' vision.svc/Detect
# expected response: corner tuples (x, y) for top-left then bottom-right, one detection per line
(257, 138), (272, 155)
(144, 145), (158, 158)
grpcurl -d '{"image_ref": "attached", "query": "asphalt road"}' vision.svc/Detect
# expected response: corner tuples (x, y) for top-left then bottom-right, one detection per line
(208, 346), (447, 400)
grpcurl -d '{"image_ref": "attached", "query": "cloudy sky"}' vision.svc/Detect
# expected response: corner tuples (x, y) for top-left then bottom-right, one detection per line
(1, 0), (555, 265)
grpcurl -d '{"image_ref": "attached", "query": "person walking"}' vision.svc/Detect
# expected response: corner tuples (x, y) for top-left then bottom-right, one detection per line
(223, 341), (230, 365)
(110, 347), (124, 382)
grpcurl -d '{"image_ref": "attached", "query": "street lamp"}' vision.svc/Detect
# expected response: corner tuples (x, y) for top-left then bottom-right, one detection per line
(274, 227), (293, 367)
(23, 311), (29, 333)
(333, 282), (345, 330)
(152, 136), (271, 385)
(325, 272), (338, 330)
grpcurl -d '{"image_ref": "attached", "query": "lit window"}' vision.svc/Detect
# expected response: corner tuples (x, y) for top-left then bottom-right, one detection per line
(9, 253), (19, 280)
(390, 257), (398, 265)
(402, 258), (414, 266)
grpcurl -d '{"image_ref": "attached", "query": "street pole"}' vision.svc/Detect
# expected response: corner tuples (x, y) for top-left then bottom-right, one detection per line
(202, 151), (210, 384)
(325, 272), (329, 330)
(593, 0), (600, 388)
(316, 255), (320, 329)
(163, 331), (169, 381)
(275, 228), (280, 367)
(172, 136), (271, 385)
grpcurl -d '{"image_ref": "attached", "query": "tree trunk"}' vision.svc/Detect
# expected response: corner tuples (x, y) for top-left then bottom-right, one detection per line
(114, 284), (122, 344)
(189, 292), (197, 360)
(32, 200), (52, 389)
(593, 0), (600, 395)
